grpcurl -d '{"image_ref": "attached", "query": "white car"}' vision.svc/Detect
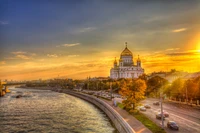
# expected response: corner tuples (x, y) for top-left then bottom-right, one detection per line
(139, 106), (146, 111)
(144, 104), (151, 109)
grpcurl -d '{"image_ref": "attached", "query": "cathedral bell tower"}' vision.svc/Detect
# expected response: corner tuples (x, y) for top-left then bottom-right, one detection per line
(114, 57), (117, 68)
(137, 55), (141, 67)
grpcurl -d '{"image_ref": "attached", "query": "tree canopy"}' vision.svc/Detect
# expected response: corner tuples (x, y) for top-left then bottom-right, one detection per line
(119, 79), (147, 111)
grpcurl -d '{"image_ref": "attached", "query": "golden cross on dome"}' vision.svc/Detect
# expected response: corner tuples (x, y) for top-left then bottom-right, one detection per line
(125, 42), (127, 48)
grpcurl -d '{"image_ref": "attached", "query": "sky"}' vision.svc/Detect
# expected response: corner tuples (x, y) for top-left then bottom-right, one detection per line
(0, 0), (200, 81)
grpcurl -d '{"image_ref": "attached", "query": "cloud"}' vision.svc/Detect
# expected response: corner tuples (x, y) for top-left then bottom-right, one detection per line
(5, 57), (16, 60)
(166, 51), (199, 56)
(16, 54), (30, 59)
(62, 43), (80, 47)
(172, 28), (187, 33)
(47, 54), (58, 58)
(57, 43), (80, 47)
(38, 59), (45, 62)
(165, 48), (180, 51)
(76, 27), (96, 33)
(11, 51), (27, 55)
(6, 51), (36, 60)
(67, 55), (79, 58)
(0, 61), (6, 65)
(0, 21), (9, 25)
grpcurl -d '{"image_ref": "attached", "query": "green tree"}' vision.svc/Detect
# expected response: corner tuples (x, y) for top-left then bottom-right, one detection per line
(170, 78), (185, 99)
(147, 76), (167, 97)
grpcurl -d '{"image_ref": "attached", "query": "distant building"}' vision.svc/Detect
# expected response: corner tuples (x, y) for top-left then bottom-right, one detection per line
(165, 71), (188, 83)
(89, 77), (109, 81)
(183, 72), (200, 79)
(110, 43), (144, 79)
(148, 72), (167, 80)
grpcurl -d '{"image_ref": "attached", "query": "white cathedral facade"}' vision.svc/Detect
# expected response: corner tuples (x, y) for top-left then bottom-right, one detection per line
(110, 44), (144, 79)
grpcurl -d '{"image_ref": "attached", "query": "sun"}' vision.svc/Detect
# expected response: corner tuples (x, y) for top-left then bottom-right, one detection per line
(197, 40), (200, 53)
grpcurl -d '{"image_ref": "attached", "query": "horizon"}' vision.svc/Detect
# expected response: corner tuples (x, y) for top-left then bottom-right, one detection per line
(1, 69), (199, 82)
(0, 0), (200, 80)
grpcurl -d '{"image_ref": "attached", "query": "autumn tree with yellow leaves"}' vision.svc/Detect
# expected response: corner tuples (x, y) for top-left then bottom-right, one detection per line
(119, 79), (147, 111)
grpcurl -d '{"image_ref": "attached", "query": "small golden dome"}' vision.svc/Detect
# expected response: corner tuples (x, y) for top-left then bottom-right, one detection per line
(121, 43), (133, 56)
(114, 57), (117, 64)
(137, 55), (141, 62)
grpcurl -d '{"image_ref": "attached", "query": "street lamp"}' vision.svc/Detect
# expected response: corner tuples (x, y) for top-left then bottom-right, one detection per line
(186, 83), (188, 104)
(160, 80), (164, 129)
(110, 80), (113, 100)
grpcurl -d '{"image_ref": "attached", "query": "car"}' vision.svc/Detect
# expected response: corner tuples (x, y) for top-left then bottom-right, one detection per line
(157, 110), (169, 117)
(163, 111), (169, 117)
(153, 101), (160, 105)
(156, 113), (165, 120)
(144, 104), (151, 109)
(139, 106), (146, 111)
(167, 121), (179, 130)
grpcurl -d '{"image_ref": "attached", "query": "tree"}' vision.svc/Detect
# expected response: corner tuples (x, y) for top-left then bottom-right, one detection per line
(119, 79), (147, 111)
(163, 84), (172, 98)
(184, 79), (198, 100)
(147, 76), (167, 97)
(193, 76), (200, 99)
(170, 78), (185, 99)
(139, 74), (147, 82)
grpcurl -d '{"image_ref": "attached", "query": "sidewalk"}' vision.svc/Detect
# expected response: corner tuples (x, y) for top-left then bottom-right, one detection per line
(102, 99), (152, 133)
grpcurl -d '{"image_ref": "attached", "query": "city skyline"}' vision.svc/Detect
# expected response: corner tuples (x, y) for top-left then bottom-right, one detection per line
(0, 0), (200, 80)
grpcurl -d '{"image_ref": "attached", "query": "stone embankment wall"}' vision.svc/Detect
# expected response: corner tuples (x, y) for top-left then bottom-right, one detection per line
(64, 90), (135, 133)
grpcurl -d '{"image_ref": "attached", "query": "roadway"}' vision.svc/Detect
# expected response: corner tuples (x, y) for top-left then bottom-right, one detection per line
(140, 98), (200, 133)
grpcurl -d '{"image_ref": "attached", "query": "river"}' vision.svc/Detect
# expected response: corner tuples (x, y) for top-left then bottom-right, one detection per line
(0, 87), (117, 133)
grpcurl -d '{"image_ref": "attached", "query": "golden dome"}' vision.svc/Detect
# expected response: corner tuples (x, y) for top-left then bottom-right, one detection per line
(121, 44), (132, 56)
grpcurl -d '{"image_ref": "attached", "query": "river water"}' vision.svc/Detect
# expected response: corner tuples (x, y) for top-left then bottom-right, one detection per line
(0, 87), (117, 133)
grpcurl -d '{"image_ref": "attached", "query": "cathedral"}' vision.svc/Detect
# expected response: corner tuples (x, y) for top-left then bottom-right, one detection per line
(110, 43), (144, 79)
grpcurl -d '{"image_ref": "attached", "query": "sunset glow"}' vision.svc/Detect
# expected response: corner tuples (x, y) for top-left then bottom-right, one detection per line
(197, 41), (200, 53)
(0, 0), (200, 81)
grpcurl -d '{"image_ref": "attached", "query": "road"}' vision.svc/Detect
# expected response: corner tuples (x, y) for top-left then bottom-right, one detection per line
(140, 98), (200, 133)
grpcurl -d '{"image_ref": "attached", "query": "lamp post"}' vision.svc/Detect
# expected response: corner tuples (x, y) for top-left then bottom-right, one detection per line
(160, 93), (164, 129)
(160, 80), (164, 129)
(110, 81), (113, 100)
(186, 84), (188, 104)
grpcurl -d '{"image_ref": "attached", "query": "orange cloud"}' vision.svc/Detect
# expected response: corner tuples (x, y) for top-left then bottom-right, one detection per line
(172, 28), (187, 33)
(6, 51), (36, 60)
(47, 54), (58, 58)
(0, 61), (6, 65)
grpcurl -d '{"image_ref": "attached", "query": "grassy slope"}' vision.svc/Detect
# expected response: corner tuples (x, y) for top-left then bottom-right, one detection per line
(117, 103), (166, 133)
(133, 112), (166, 133)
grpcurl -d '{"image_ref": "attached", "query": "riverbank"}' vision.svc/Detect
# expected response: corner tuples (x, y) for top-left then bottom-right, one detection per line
(16, 86), (54, 90)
